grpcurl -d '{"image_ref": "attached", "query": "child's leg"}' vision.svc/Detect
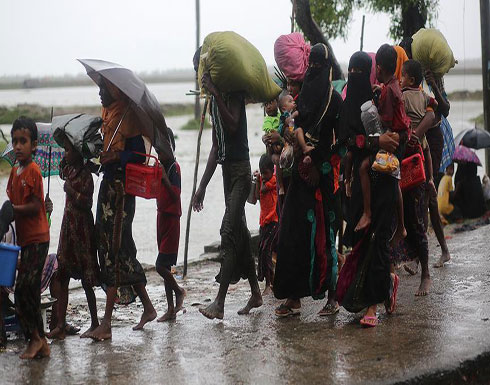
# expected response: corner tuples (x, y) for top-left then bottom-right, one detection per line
(355, 157), (372, 231)
(16, 243), (50, 359)
(156, 264), (185, 321)
(344, 151), (353, 198)
(46, 274), (70, 340)
(80, 281), (99, 338)
(48, 272), (60, 331)
(132, 283), (157, 330)
(390, 183), (407, 247)
(295, 128), (315, 155)
(88, 287), (116, 341)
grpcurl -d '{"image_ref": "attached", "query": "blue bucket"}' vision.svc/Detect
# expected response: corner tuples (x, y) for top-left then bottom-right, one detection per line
(0, 242), (20, 287)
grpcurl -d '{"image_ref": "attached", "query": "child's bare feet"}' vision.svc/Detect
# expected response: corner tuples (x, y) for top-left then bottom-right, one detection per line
(304, 145), (315, 155)
(157, 310), (176, 322)
(433, 250), (451, 268)
(46, 326), (66, 340)
(133, 309), (157, 330)
(237, 293), (263, 315)
(199, 300), (224, 320)
(262, 286), (273, 296)
(390, 225), (407, 247)
(20, 338), (44, 359)
(80, 324), (99, 338)
(175, 288), (186, 313)
(302, 155), (312, 165)
(88, 321), (112, 341)
(355, 213), (371, 232)
(416, 275), (431, 296)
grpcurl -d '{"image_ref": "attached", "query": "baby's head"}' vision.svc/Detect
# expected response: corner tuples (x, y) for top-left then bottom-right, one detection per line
(401, 59), (423, 89)
(445, 163), (454, 177)
(279, 91), (296, 113)
(264, 98), (278, 117)
(375, 44), (397, 84)
(259, 153), (274, 182)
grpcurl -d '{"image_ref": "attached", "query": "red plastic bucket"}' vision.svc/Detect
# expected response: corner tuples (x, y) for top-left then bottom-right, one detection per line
(125, 152), (162, 199)
(0, 242), (20, 287)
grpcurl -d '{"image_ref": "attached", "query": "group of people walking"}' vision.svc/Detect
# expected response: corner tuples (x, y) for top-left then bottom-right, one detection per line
(1, 32), (465, 360)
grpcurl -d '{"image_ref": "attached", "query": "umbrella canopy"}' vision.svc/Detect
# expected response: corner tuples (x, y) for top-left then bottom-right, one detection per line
(453, 128), (490, 150)
(1, 122), (64, 177)
(52, 113), (103, 159)
(452, 144), (482, 166)
(77, 59), (173, 158)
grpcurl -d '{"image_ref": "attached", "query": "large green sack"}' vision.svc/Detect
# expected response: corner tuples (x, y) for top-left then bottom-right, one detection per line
(411, 28), (456, 76)
(198, 31), (281, 103)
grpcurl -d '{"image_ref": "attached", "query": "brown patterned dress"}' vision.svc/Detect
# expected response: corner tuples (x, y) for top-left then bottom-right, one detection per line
(57, 164), (99, 287)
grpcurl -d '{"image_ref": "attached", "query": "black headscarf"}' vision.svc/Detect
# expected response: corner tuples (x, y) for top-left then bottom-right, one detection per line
(296, 43), (333, 140)
(339, 51), (374, 142)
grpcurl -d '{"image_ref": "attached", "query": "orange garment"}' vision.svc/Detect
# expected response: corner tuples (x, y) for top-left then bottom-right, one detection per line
(7, 162), (49, 247)
(394, 45), (409, 82)
(101, 99), (141, 152)
(259, 174), (278, 227)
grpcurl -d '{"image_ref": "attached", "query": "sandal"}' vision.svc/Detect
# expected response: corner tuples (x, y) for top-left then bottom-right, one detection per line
(275, 303), (301, 318)
(360, 315), (378, 328)
(318, 303), (340, 316)
(384, 274), (399, 315)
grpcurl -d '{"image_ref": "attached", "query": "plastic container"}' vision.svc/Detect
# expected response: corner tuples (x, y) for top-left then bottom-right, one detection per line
(125, 152), (163, 199)
(400, 153), (426, 192)
(360, 100), (383, 136)
(0, 242), (20, 287)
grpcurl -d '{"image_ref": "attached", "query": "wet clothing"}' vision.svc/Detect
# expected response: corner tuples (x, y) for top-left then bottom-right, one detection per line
(215, 161), (256, 285)
(438, 174), (454, 215)
(262, 112), (281, 134)
(210, 93), (249, 164)
(15, 242), (49, 339)
(6, 162), (49, 247)
(57, 164), (99, 287)
(453, 163), (486, 219)
(156, 162), (181, 268)
(259, 175), (278, 227)
(274, 81), (342, 301)
(101, 99), (141, 153)
(378, 76), (411, 134)
(258, 221), (278, 282)
(402, 87), (437, 130)
(102, 135), (146, 181)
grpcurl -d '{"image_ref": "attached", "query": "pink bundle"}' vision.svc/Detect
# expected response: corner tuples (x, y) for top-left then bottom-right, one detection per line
(274, 32), (311, 82)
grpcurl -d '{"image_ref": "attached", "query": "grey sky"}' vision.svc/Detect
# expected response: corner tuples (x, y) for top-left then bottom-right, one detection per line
(0, 0), (482, 77)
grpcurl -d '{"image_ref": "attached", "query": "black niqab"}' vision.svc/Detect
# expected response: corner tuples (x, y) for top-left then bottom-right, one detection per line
(296, 43), (333, 140)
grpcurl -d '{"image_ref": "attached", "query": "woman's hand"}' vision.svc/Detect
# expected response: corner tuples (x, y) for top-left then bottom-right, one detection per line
(379, 132), (399, 153)
(100, 151), (120, 165)
(192, 187), (206, 212)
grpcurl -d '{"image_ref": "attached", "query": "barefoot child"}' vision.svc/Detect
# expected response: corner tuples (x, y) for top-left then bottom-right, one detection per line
(47, 136), (99, 340)
(7, 117), (50, 359)
(253, 154), (278, 296)
(155, 133), (185, 322)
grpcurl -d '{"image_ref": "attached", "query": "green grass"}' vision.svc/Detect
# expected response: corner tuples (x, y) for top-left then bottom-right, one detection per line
(0, 140), (11, 176)
(472, 113), (485, 127)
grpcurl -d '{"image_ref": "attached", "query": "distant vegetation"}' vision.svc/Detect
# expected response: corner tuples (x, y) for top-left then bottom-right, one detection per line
(447, 90), (483, 101)
(181, 118), (211, 131)
(0, 103), (194, 125)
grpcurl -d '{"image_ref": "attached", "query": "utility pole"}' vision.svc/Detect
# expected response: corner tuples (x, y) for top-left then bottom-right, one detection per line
(194, 0), (201, 121)
(360, 15), (366, 51)
(481, 0), (490, 175)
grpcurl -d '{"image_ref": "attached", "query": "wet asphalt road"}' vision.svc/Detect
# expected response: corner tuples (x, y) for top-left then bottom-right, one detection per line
(1, 222), (490, 385)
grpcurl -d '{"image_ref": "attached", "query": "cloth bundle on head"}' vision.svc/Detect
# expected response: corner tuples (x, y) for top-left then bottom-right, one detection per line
(274, 32), (311, 82)
(296, 43), (333, 141)
(198, 31), (281, 102)
(411, 28), (456, 76)
(339, 51), (374, 142)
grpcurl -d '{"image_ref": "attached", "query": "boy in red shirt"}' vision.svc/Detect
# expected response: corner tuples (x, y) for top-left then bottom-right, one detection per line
(155, 133), (185, 321)
(6, 117), (50, 359)
(253, 154), (278, 295)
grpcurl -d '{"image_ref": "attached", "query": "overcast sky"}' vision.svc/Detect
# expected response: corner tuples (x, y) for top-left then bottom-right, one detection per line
(0, 0), (482, 77)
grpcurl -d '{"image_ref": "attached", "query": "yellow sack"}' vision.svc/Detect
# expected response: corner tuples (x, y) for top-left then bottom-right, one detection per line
(372, 150), (400, 174)
(198, 31), (281, 103)
(411, 28), (456, 76)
